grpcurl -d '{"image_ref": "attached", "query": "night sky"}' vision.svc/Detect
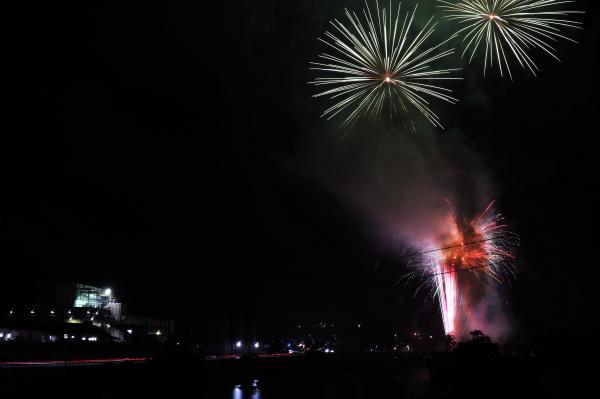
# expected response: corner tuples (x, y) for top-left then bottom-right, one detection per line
(1, 1), (598, 339)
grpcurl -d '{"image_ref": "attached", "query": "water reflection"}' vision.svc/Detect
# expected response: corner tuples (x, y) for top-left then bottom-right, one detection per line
(232, 380), (261, 399)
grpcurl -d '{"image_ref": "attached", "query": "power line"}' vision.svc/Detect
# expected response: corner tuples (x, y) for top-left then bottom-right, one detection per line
(375, 234), (514, 264)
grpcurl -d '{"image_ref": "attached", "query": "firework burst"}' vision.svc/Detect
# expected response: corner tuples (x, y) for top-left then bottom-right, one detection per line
(438, 0), (583, 78)
(309, 1), (461, 131)
(408, 200), (518, 335)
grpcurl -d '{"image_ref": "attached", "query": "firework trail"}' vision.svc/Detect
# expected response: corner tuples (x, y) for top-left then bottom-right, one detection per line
(437, 0), (583, 79)
(410, 200), (518, 335)
(309, 0), (461, 131)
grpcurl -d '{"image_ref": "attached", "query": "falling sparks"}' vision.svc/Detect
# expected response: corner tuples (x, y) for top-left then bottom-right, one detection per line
(408, 201), (518, 335)
(309, 1), (461, 131)
(438, 0), (583, 78)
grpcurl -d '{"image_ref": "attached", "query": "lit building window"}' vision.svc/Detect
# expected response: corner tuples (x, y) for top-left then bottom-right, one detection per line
(74, 284), (116, 309)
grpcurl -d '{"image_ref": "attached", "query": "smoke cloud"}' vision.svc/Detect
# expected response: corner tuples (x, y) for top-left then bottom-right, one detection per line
(294, 121), (514, 341)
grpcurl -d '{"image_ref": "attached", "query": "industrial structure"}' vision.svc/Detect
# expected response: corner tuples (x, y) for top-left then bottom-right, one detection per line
(1, 283), (174, 345)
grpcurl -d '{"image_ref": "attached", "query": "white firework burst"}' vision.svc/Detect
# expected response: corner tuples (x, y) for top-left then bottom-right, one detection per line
(309, 1), (461, 131)
(437, 0), (583, 78)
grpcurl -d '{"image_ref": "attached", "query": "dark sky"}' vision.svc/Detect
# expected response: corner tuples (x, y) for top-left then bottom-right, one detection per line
(1, 1), (598, 338)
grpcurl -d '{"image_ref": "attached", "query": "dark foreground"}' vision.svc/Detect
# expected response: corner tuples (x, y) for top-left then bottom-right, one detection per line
(0, 352), (584, 398)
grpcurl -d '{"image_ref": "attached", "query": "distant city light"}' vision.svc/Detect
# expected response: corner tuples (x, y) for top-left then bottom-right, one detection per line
(254, 342), (260, 349)
(104, 288), (112, 296)
(9, 310), (13, 315)
(6, 334), (11, 339)
(0, 333), (3, 338)
(50, 310), (55, 315)
(30, 309), (35, 314)
(324, 348), (330, 353)
(236, 340), (242, 348)
(156, 330), (162, 336)
(127, 329), (133, 334)
(82, 337), (87, 341)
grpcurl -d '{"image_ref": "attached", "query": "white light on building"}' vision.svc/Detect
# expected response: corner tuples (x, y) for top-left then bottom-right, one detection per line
(254, 342), (260, 349)
(236, 340), (242, 348)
